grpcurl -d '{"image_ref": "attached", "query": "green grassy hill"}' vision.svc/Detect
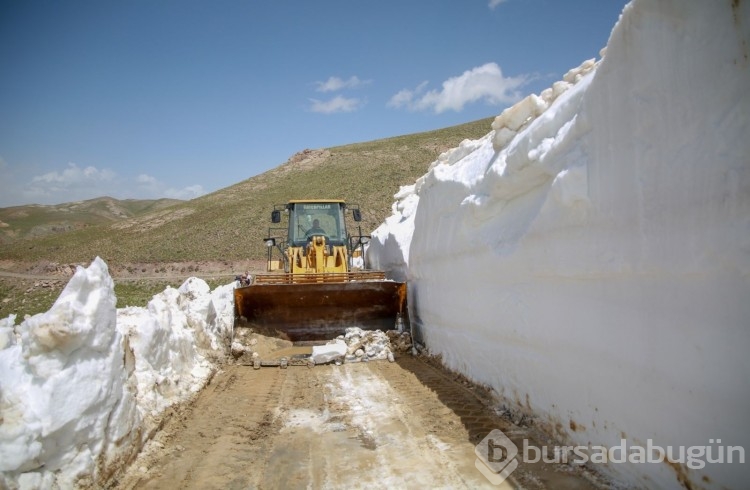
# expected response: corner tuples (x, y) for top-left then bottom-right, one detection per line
(0, 117), (493, 266)
(0, 197), (182, 244)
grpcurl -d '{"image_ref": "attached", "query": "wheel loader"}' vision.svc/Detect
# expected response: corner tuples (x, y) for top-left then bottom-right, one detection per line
(233, 200), (408, 342)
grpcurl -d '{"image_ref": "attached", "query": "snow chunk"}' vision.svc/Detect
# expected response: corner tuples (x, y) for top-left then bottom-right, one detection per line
(0, 315), (16, 349)
(0, 258), (140, 487)
(311, 340), (347, 364)
(336, 327), (395, 363)
(492, 94), (548, 132)
(491, 57), (600, 152)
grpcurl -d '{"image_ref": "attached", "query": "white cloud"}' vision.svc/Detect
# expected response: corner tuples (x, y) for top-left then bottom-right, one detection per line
(309, 95), (364, 114)
(387, 62), (526, 113)
(308, 75), (370, 114)
(315, 75), (370, 92)
(387, 81), (429, 110)
(31, 163), (114, 187)
(0, 161), (206, 206)
(165, 184), (205, 200)
(24, 163), (117, 201)
(139, 174), (205, 200)
(137, 174), (157, 185)
(488, 0), (508, 9)
(135, 174), (160, 195)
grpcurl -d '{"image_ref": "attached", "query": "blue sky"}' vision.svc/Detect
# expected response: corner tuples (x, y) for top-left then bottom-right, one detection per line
(0, 0), (628, 207)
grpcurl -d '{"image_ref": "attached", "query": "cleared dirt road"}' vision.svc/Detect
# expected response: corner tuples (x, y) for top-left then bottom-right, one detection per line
(110, 356), (606, 489)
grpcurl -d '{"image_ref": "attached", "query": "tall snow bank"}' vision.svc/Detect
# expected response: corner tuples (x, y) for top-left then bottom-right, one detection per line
(0, 258), (233, 488)
(116, 277), (232, 420)
(369, 0), (750, 488)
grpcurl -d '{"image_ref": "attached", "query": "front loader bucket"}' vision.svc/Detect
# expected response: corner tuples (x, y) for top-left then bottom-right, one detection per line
(234, 280), (408, 342)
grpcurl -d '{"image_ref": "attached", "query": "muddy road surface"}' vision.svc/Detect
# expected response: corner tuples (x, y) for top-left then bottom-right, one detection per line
(110, 357), (607, 489)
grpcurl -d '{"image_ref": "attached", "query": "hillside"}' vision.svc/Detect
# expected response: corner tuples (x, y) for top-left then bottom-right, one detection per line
(0, 117), (493, 266)
(0, 197), (182, 244)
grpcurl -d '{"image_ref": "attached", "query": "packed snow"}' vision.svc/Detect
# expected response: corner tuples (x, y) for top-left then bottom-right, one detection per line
(369, 0), (749, 488)
(0, 258), (235, 488)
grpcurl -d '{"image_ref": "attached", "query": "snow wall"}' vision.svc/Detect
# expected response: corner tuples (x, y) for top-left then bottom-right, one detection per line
(0, 258), (235, 489)
(369, 0), (750, 488)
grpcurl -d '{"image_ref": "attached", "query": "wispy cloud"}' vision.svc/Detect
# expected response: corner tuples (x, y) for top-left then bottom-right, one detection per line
(137, 173), (158, 186)
(308, 74), (370, 113)
(309, 95), (365, 114)
(0, 163), (207, 206)
(165, 184), (205, 200)
(315, 75), (371, 93)
(139, 173), (204, 200)
(31, 163), (114, 187)
(387, 81), (429, 111)
(387, 62), (526, 113)
(488, 0), (508, 9)
(25, 163), (116, 200)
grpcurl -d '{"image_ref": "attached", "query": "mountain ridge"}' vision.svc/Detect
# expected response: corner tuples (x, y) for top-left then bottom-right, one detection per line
(0, 196), (183, 244)
(0, 116), (494, 265)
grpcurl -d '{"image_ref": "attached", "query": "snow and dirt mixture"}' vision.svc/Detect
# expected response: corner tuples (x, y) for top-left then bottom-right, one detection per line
(231, 326), (412, 366)
(312, 327), (412, 365)
(112, 357), (607, 490)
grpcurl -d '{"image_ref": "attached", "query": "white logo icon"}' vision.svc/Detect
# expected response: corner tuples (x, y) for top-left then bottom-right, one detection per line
(475, 429), (519, 485)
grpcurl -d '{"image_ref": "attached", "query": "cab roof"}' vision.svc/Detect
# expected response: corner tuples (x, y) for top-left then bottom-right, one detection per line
(288, 199), (345, 204)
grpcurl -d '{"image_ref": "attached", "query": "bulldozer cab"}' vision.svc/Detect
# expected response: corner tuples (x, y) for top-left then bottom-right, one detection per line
(288, 201), (347, 247)
(266, 199), (368, 275)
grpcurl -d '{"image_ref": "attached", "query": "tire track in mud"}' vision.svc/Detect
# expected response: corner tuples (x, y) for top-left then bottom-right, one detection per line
(378, 356), (507, 442)
(112, 356), (609, 489)
(381, 356), (608, 490)
(260, 360), (508, 489)
(112, 365), (285, 490)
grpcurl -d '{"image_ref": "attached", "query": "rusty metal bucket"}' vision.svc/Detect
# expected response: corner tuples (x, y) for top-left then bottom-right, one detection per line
(234, 279), (408, 342)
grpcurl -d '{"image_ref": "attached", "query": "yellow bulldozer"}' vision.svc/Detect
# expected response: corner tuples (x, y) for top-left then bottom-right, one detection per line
(233, 200), (408, 342)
